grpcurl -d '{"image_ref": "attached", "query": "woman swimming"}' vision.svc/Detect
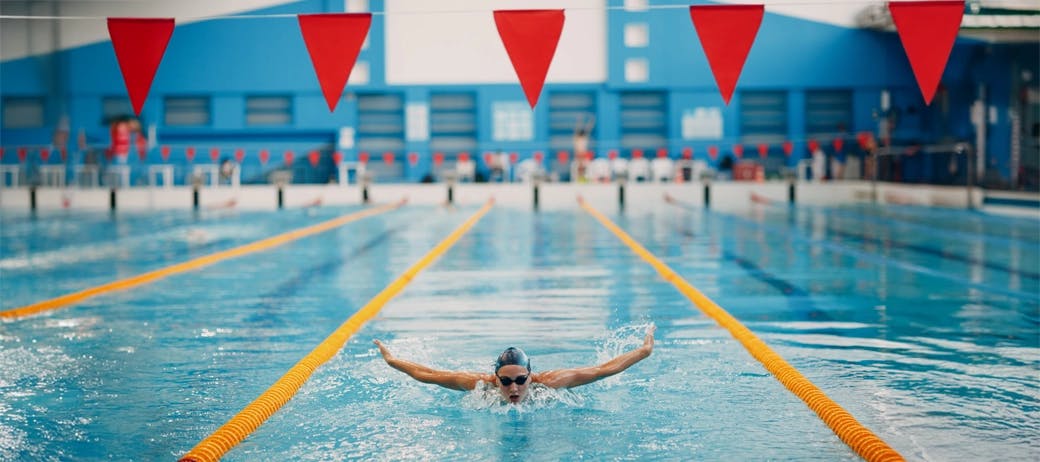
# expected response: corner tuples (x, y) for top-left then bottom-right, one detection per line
(373, 326), (655, 404)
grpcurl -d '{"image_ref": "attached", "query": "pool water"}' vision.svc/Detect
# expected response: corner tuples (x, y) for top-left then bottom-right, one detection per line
(1, 202), (1037, 461)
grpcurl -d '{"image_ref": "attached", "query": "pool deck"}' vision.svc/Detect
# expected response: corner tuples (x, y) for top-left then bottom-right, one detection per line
(0, 180), (1025, 215)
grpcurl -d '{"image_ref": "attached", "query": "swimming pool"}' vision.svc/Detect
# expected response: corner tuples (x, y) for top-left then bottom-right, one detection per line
(1, 200), (1037, 461)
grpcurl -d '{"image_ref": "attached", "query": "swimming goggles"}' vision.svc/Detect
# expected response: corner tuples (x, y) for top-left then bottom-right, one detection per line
(497, 375), (529, 386)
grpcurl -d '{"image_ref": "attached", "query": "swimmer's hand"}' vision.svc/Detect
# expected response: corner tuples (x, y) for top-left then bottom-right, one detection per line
(642, 325), (656, 355)
(373, 339), (393, 361)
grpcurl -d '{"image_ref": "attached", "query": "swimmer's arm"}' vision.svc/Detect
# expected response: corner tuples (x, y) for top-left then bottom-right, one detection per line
(536, 326), (655, 389)
(373, 340), (491, 391)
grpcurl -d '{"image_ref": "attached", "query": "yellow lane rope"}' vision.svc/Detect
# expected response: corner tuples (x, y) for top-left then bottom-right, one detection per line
(578, 198), (904, 462)
(1, 200), (406, 320)
(178, 199), (494, 462)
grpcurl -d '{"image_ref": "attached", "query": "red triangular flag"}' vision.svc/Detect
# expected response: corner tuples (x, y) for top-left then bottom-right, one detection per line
(494, 10), (565, 109)
(888, 1), (963, 105)
(107, 18), (174, 116)
(298, 14), (372, 112)
(689, 5), (764, 105)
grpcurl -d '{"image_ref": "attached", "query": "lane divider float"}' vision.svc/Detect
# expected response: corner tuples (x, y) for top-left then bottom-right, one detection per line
(178, 198), (495, 462)
(578, 197), (903, 462)
(1, 200), (407, 320)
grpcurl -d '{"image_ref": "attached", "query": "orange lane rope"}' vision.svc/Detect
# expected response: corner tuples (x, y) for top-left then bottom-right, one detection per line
(178, 199), (494, 462)
(578, 197), (904, 462)
(0, 200), (406, 320)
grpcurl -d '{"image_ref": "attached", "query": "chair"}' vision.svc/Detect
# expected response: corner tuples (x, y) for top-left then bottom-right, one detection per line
(651, 157), (675, 182)
(588, 158), (612, 182)
(627, 157), (650, 183)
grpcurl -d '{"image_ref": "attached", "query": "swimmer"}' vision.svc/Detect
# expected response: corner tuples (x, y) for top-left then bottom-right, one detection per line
(373, 326), (655, 404)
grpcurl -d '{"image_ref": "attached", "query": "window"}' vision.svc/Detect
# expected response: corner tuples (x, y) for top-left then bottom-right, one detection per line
(246, 96), (292, 126)
(345, 0), (368, 12)
(624, 58), (649, 83)
(620, 91), (667, 151)
(492, 101), (533, 142)
(2, 97), (45, 129)
(624, 23), (649, 48)
(164, 96), (210, 126)
(102, 97), (134, 124)
(549, 92), (596, 151)
(348, 61), (370, 85)
(806, 90), (852, 138)
(740, 91), (787, 143)
(357, 93), (405, 152)
(624, 0), (649, 12)
(430, 93), (477, 152)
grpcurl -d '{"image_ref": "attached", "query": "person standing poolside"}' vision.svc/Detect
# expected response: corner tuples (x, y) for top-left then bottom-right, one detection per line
(373, 326), (655, 404)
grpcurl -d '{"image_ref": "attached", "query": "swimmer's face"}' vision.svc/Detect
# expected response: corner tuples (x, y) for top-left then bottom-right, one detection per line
(496, 364), (530, 404)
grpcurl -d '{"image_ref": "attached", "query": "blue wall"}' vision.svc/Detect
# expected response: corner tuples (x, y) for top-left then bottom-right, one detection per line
(1, 0), (1035, 185)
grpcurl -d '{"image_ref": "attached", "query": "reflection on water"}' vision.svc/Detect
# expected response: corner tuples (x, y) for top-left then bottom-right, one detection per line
(1, 205), (1037, 461)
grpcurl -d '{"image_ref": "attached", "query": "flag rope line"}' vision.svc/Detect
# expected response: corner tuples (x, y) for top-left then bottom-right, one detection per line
(578, 197), (904, 462)
(177, 199), (494, 462)
(0, 200), (405, 320)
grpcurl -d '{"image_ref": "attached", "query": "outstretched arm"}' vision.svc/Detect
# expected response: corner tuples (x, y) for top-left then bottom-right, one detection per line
(373, 340), (490, 391)
(536, 326), (655, 389)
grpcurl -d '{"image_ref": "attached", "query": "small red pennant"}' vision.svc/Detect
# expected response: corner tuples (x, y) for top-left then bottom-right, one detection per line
(557, 151), (569, 163)
(533, 151), (544, 163)
(40, 148), (51, 162)
(284, 150), (295, 166)
(459, 152), (470, 162)
(757, 143), (769, 159)
(60, 148), (68, 162)
(888, 1), (964, 105)
(298, 13), (372, 112)
(161, 145), (170, 161)
(689, 5), (764, 105)
(509, 153), (518, 164)
(857, 132), (872, 150)
(833, 138), (844, 153)
(137, 146), (147, 162)
(107, 18), (175, 116)
(808, 139), (820, 153)
(608, 150), (618, 160)
(234, 148), (245, 163)
(433, 152), (444, 167)
(382, 152), (394, 164)
(185, 147), (196, 162)
(733, 144), (744, 159)
(494, 10), (565, 109)
(17, 147), (27, 162)
(259, 149), (270, 165)
(210, 147), (220, 162)
(657, 148), (668, 158)
(408, 152), (419, 166)
(708, 146), (718, 160)
(632, 149), (644, 159)
(0, 148), (5, 161)
(682, 147), (693, 160)
(783, 141), (793, 156)
(483, 152), (494, 165)
(359, 152), (369, 163)
(332, 151), (343, 164)
(308, 150), (321, 167)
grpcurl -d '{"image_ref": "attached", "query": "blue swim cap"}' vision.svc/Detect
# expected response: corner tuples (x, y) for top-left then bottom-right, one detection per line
(495, 347), (531, 373)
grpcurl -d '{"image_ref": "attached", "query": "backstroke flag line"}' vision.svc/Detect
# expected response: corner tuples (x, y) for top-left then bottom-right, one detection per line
(298, 13), (373, 112)
(493, 9), (566, 109)
(689, 5), (765, 105)
(107, 18), (175, 116)
(888, 1), (965, 105)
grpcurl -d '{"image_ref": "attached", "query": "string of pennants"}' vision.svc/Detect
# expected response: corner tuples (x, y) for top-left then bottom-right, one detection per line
(108, 1), (964, 117)
(2, 129), (898, 168)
